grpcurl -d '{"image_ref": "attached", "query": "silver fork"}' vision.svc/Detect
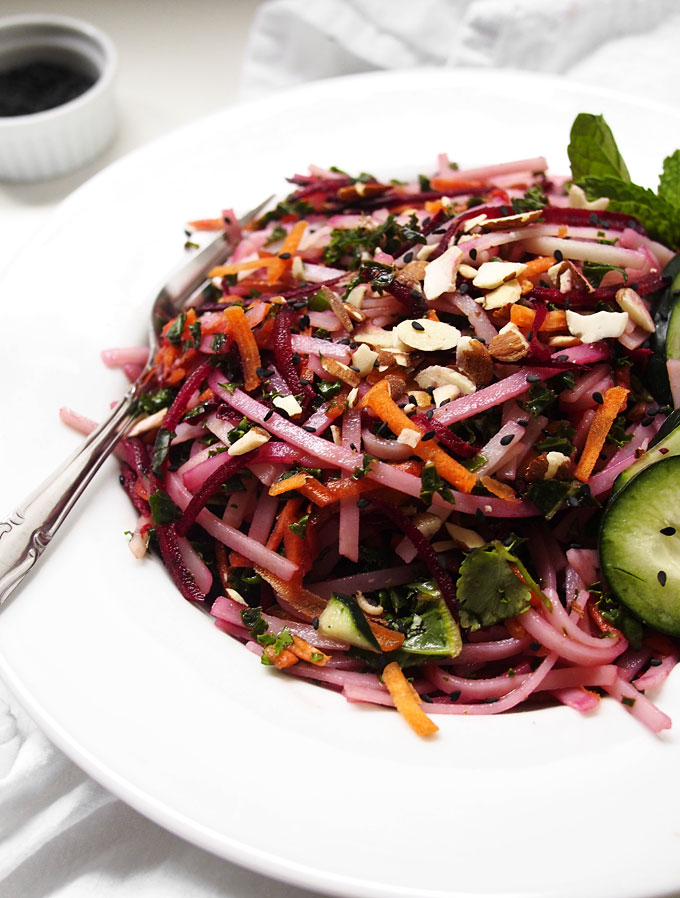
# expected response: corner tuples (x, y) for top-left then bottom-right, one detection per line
(0, 195), (273, 606)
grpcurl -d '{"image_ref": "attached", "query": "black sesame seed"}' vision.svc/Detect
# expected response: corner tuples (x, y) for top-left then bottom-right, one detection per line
(641, 416), (654, 427)
(469, 248), (478, 260)
(433, 228), (446, 234)
(423, 217), (431, 227)
(278, 252), (292, 260)
(422, 429), (436, 441)
(592, 391), (604, 405)
(356, 498), (370, 508)
(646, 405), (660, 416)
(410, 288), (423, 300)
(589, 212), (600, 226)
(458, 283), (469, 294)
(411, 320), (425, 331)
(658, 570), (667, 587)
(421, 693), (434, 703)
(500, 434), (514, 446)
(554, 249), (564, 262)
(302, 425), (316, 432)
(299, 377), (311, 386)
(649, 658), (663, 667)
(425, 408), (435, 419)
(403, 251), (414, 263)
(567, 496), (580, 507)
(660, 526), (676, 536)
(264, 409), (274, 421)
(555, 354), (569, 362)
(291, 300), (306, 309)
(449, 690), (461, 702)
(529, 641), (542, 652)
(526, 373), (541, 383)
(475, 507), (485, 521)
(482, 696), (499, 704)
(312, 616), (319, 630)
(498, 205), (509, 217)
(518, 418), (529, 427)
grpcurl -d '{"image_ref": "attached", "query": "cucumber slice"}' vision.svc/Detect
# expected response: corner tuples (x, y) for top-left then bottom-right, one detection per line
(665, 268), (680, 360)
(600, 455), (680, 635)
(401, 597), (462, 658)
(317, 593), (381, 652)
(613, 420), (680, 496)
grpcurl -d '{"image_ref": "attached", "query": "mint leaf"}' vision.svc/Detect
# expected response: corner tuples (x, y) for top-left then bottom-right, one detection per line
(579, 175), (680, 248)
(659, 149), (680, 212)
(568, 113), (631, 183)
(456, 543), (532, 631)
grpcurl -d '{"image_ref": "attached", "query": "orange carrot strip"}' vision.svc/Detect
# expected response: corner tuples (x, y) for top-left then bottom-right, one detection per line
(368, 621), (405, 652)
(424, 200), (443, 214)
(264, 645), (299, 669)
(479, 475), (520, 502)
(360, 380), (476, 494)
(209, 257), (279, 278)
(520, 256), (556, 280)
(297, 478), (334, 506)
(381, 662), (438, 737)
(431, 177), (482, 191)
(290, 635), (330, 666)
(187, 218), (225, 231)
(574, 386), (629, 482)
(266, 498), (303, 551)
(510, 305), (567, 332)
(267, 220), (308, 285)
(269, 473), (309, 497)
(224, 305), (262, 392)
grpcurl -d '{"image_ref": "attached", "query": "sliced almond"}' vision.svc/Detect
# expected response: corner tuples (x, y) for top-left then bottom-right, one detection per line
(415, 364), (475, 394)
(273, 395), (303, 416)
(393, 318), (461, 352)
(568, 183), (609, 212)
(336, 181), (390, 202)
(128, 407), (168, 437)
(463, 213), (488, 232)
(228, 426), (270, 456)
(353, 324), (396, 349)
(545, 451), (573, 480)
(445, 522), (485, 550)
(488, 322), (530, 362)
(479, 278), (523, 310)
(481, 209), (543, 231)
(397, 427), (421, 448)
(432, 384), (460, 407)
(566, 309), (629, 343)
(351, 343), (378, 376)
(473, 260), (527, 289)
(455, 337), (493, 386)
(396, 259), (429, 288)
(321, 356), (361, 387)
(547, 259), (594, 294)
(458, 263), (479, 280)
(615, 287), (655, 333)
(345, 284), (367, 308)
(423, 245), (463, 301)
(344, 303), (366, 323)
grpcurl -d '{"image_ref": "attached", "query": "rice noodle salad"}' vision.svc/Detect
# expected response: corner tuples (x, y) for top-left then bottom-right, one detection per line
(78, 113), (680, 738)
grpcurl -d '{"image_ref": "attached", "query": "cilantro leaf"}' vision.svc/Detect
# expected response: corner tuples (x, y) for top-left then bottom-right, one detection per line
(456, 543), (532, 631)
(149, 489), (182, 525)
(568, 113), (631, 183)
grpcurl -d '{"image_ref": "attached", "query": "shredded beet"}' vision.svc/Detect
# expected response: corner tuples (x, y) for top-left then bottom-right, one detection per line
(411, 414), (477, 458)
(272, 304), (316, 407)
(175, 451), (255, 537)
(155, 522), (206, 602)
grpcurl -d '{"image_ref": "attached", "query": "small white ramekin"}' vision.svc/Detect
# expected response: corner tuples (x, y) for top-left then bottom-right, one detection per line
(0, 14), (118, 181)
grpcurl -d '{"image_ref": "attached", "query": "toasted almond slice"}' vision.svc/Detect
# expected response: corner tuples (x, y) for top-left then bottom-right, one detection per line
(228, 426), (270, 456)
(397, 427), (422, 448)
(479, 278), (522, 310)
(615, 287), (655, 333)
(473, 260), (527, 289)
(423, 245), (463, 300)
(481, 209), (543, 231)
(273, 395), (303, 416)
(321, 356), (361, 387)
(445, 522), (485, 550)
(393, 318), (461, 352)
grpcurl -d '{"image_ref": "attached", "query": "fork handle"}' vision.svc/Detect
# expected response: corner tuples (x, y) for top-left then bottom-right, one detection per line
(0, 391), (136, 605)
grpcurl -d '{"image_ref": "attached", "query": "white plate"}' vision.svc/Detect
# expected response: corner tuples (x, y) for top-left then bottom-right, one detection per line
(2, 69), (680, 898)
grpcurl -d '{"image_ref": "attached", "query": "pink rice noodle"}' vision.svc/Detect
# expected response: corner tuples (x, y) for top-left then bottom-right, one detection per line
(604, 677), (671, 733)
(339, 408), (362, 561)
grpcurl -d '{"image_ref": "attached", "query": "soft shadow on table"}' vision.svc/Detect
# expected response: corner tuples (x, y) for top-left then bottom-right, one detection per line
(3, 796), (327, 898)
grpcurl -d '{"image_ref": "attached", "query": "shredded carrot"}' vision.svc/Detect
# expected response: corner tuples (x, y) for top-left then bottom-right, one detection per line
(290, 635), (330, 666)
(424, 200), (443, 214)
(266, 498), (303, 551)
(381, 662), (438, 737)
(269, 473), (309, 497)
(264, 645), (299, 669)
(520, 255), (556, 280)
(557, 225), (568, 238)
(187, 217), (225, 231)
(360, 380), (476, 494)
(208, 256), (279, 278)
(266, 220), (308, 284)
(430, 177), (482, 192)
(574, 386), (629, 482)
(298, 476), (379, 507)
(368, 621), (405, 652)
(588, 602), (624, 639)
(224, 305), (262, 392)
(479, 475), (520, 502)
(510, 305), (567, 332)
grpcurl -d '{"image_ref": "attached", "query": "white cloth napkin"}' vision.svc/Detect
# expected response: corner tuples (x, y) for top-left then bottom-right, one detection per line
(4, 2), (680, 895)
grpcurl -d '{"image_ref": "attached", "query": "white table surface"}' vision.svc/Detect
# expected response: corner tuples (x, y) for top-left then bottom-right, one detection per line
(0, 0), (265, 266)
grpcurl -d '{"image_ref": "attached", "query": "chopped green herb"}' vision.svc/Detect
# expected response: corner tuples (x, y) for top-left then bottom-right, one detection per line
(148, 489), (182, 525)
